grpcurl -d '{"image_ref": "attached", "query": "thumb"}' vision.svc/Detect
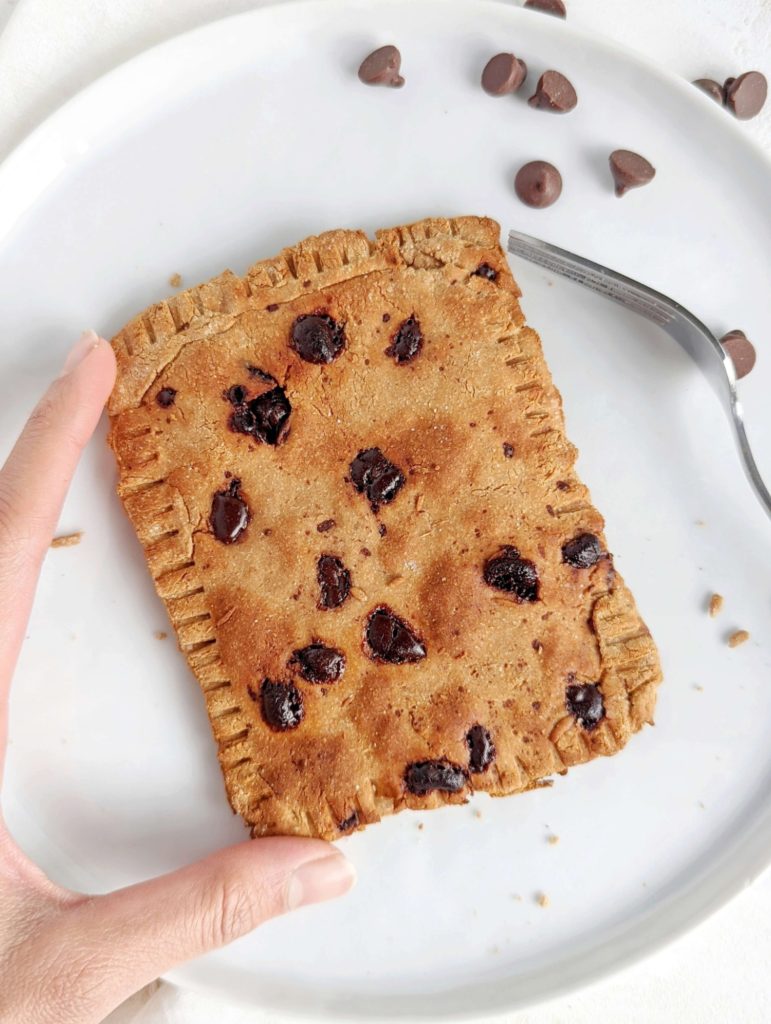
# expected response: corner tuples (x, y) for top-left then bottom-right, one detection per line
(31, 839), (354, 1024)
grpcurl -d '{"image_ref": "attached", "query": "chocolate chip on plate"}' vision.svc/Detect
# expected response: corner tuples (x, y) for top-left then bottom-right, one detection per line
(693, 78), (725, 104)
(720, 329), (757, 380)
(565, 682), (604, 731)
(528, 71), (577, 112)
(514, 161), (562, 209)
(466, 724), (496, 772)
(358, 45), (405, 88)
(317, 554), (351, 609)
(156, 387), (176, 408)
(290, 313), (346, 364)
(210, 479), (249, 544)
(562, 532), (603, 568)
(481, 53), (528, 96)
(483, 545), (540, 602)
(472, 262), (498, 281)
(609, 150), (656, 197)
(524, 0), (567, 16)
(259, 678), (304, 730)
(405, 760), (467, 795)
(724, 71), (767, 120)
(365, 606), (426, 663)
(350, 447), (405, 510)
(386, 316), (423, 364)
(290, 643), (346, 684)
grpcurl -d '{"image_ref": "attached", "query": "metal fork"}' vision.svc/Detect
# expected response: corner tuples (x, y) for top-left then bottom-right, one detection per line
(507, 229), (771, 521)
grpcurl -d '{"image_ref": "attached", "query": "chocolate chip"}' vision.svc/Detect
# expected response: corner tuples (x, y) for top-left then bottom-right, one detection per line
(532, 638), (543, 652)
(609, 150), (656, 197)
(386, 316), (423, 364)
(556, 480), (569, 490)
(466, 725), (496, 773)
(472, 263), (498, 281)
(230, 386), (292, 445)
(724, 71), (767, 120)
(338, 811), (359, 832)
(720, 329), (757, 380)
(266, 303), (279, 312)
(290, 313), (345, 364)
(562, 532), (603, 568)
(405, 760), (467, 795)
(565, 683), (604, 730)
(524, 0), (567, 16)
(317, 554), (351, 609)
(693, 78), (725, 103)
(378, 522), (387, 537)
(483, 546), (540, 602)
(382, 312), (391, 322)
(350, 447), (405, 510)
(358, 45), (405, 87)
(226, 384), (247, 405)
(514, 161), (562, 208)
(210, 479), (249, 544)
(365, 606), (426, 663)
(528, 71), (577, 112)
(259, 678), (304, 730)
(290, 643), (346, 684)
(246, 366), (276, 383)
(481, 53), (528, 96)
(156, 387), (177, 408)
(502, 442), (515, 458)
(316, 518), (336, 533)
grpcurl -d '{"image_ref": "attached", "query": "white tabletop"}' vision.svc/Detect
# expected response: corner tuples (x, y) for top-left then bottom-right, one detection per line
(0, 1), (769, 1022)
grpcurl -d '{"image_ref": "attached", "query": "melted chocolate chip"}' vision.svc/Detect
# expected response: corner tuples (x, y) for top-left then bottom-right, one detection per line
(502, 442), (515, 458)
(316, 518), (336, 533)
(226, 384), (247, 405)
(405, 760), (467, 795)
(290, 643), (345, 684)
(562, 532), (603, 568)
(566, 683), (604, 730)
(247, 366), (276, 383)
(366, 606), (426, 663)
(382, 312), (391, 322)
(266, 303), (279, 312)
(290, 313), (345, 364)
(260, 678), (304, 730)
(210, 479), (249, 544)
(483, 546), (540, 602)
(466, 725), (496, 773)
(317, 554), (351, 609)
(472, 263), (498, 281)
(386, 316), (423, 364)
(350, 447), (405, 510)
(338, 811), (359, 832)
(156, 387), (177, 408)
(228, 384), (292, 445)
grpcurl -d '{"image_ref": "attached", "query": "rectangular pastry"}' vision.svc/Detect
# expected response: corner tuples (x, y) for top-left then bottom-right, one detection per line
(108, 216), (662, 840)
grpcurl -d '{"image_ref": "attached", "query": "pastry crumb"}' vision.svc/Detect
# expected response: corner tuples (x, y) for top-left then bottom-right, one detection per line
(728, 630), (750, 648)
(693, 684), (703, 692)
(511, 893), (522, 901)
(169, 272), (182, 287)
(695, 519), (706, 527)
(536, 892), (549, 908)
(708, 593), (724, 617)
(472, 808), (482, 819)
(154, 630), (168, 641)
(417, 822), (424, 830)
(546, 834), (559, 845)
(51, 531), (82, 548)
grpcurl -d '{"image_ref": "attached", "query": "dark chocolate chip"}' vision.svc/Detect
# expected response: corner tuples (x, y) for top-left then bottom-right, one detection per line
(725, 71), (767, 120)
(246, 366), (276, 383)
(266, 303), (279, 312)
(514, 161), (562, 208)
(317, 554), (351, 609)
(228, 384), (291, 445)
(382, 312), (391, 322)
(524, 0), (567, 16)
(290, 313), (345, 364)
(609, 150), (656, 197)
(556, 480), (569, 490)
(532, 638), (543, 652)
(502, 442), (515, 458)
(472, 262), (498, 281)
(358, 45), (405, 87)
(566, 683), (604, 730)
(483, 546), (540, 602)
(316, 518), (336, 533)
(378, 522), (387, 537)
(528, 71), (577, 112)
(365, 606), (426, 663)
(562, 532), (603, 568)
(260, 678), (304, 730)
(226, 384), (248, 405)
(290, 643), (346, 684)
(481, 53), (528, 96)
(720, 330), (756, 380)
(338, 811), (359, 832)
(466, 724), (496, 773)
(210, 479), (249, 544)
(386, 316), (423, 364)
(405, 760), (467, 795)
(156, 387), (177, 408)
(693, 78), (725, 103)
(350, 447), (405, 510)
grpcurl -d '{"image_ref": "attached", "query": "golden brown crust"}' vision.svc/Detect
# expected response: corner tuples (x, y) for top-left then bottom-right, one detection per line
(108, 215), (661, 840)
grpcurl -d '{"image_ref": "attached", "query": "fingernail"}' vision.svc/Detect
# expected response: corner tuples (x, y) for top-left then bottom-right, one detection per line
(61, 330), (102, 376)
(287, 852), (356, 910)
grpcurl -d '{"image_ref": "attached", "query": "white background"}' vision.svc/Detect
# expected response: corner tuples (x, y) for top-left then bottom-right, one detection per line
(0, 1), (769, 1022)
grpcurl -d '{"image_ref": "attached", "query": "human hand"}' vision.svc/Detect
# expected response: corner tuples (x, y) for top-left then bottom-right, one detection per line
(0, 333), (355, 1024)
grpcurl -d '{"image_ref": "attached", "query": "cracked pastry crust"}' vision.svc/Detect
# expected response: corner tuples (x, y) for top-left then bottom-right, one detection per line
(108, 215), (662, 840)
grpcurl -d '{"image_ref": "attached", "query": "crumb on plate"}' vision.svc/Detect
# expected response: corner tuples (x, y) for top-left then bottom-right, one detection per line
(51, 532), (82, 548)
(728, 630), (750, 648)
(169, 272), (182, 288)
(708, 593), (724, 617)
(547, 834), (559, 845)
(154, 630), (168, 640)
(536, 892), (549, 908)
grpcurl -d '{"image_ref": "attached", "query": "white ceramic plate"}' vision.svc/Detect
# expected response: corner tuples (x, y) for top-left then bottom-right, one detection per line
(1, 0), (770, 1018)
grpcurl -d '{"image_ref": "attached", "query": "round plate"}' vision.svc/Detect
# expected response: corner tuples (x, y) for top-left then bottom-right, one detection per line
(2, 0), (770, 1018)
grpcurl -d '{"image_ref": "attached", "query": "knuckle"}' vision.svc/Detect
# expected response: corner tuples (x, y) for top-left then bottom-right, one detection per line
(201, 875), (261, 948)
